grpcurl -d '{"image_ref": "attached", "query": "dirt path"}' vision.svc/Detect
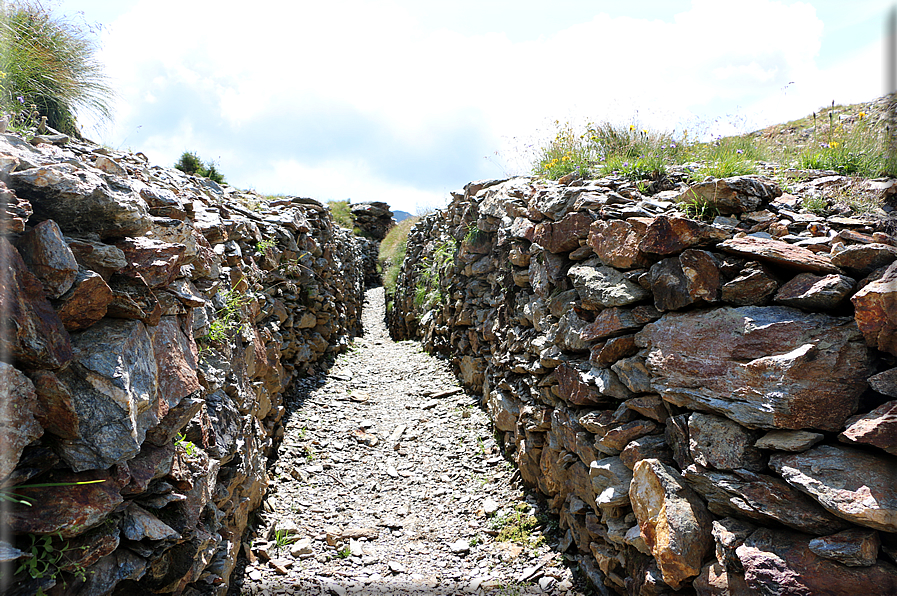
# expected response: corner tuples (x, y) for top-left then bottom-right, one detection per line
(229, 287), (593, 596)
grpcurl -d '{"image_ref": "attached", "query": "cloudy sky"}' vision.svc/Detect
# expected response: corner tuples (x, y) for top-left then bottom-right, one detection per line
(53, 0), (894, 214)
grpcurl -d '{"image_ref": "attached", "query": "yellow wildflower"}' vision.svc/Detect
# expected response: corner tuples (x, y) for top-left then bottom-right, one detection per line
(858, 111), (866, 120)
(629, 124), (635, 132)
(0, 71), (6, 79)
(831, 141), (839, 148)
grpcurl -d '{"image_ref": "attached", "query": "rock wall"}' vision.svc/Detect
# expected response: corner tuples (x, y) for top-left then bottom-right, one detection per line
(0, 133), (364, 595)
(389, 172), (897, 595)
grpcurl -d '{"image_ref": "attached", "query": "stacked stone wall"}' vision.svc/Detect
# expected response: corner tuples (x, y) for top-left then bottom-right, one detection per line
(390, 173), (897, 594)
(0, 133), (364, 595)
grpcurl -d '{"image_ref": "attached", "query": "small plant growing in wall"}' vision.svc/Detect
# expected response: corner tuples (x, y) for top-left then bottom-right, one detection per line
(174, 150), (227, 184)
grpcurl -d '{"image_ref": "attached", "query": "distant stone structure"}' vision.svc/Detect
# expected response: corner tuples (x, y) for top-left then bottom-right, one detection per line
(350, 201), (394, 240)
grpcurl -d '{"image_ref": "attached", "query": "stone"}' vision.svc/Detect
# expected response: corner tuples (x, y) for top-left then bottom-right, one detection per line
(0, 183), (32, 233)
(754, 430), (824, 452)
(737, 528), (897, 595)
(611, 356), (653, 394)
(0, 238), (73, 369)
(9, 163), (151, 238)
(718, 236), (840, 274)
(712, 517), (755, 570)
(693, 561), (755, 596)
(1, 468), (124, 538)
(620, 434), (674, 470)
(589, 456), (633, 508)
(28, 369), (79, 440)
(55, 318), (159, 471)
(649, 249), (720, 311)
(637, 306), (872, 431)
(581, 307), (647, 342)
(589, 334), (639, 367)
(53, 268), (114, 332)
(532, 211), (592, 253)
(839, 400), (897, 456)
(688, 413), (764, 472)
(720, 261), (778, 306)
(682, 465), (851, 535)
(770, 444), (897, 532)
(150, 316), (201, 416)
(16, 219), (78, 298)
(624, 395), (669, 423)
(831, 243), (897, 276)
(65, 236), (128, 280)
(0, 363), (44, 480)
(629, 458), (713, 589)
(774, 272), (855, 310)
(588, 218), (653, 269)
(122, 502), (180, 541)
(677, 175), (782, 215)
(106, 273), (162, 326)
(870, 368), (897, 398)
(555, 363), (613, 406)
(116, 236), (187, 288)
(639, 216), (731, 256)
(852, 261), (897, 356)
(76, 548), (147, 595)
(808, 529), (881, 567)
(568, 259), (650, 309)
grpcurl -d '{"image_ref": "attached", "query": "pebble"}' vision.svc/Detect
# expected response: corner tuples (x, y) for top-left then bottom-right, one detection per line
(229, 287), (591, 595)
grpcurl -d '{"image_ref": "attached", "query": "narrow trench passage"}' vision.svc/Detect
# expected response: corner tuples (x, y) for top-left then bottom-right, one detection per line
(229, 287), (594, 596)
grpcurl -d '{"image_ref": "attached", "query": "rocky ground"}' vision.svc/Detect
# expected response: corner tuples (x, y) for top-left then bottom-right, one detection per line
(228, 287), (594, 596)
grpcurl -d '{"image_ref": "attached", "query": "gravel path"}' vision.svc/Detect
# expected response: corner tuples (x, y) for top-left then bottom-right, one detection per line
(230, 287), (593, 596)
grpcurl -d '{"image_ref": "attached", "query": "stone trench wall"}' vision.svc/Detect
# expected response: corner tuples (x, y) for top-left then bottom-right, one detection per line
(388, 173), (897, 595)
(0, 132), (364, 595)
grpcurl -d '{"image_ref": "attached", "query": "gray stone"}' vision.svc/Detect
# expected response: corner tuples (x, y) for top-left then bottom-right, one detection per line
(688, 412), (765, 472)
(754, 430), (824, 452)
(808, 529), (881, 567)
(568, 259), (650, 309)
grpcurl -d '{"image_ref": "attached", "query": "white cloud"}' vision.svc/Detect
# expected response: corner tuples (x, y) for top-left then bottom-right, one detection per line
(84, 0), (883, 211)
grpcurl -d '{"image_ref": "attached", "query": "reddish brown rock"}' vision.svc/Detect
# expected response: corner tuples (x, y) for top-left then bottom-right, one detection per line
(839, 400), (897, 456)
(532, 211), (592, 253)
(0, 363), (44, 480)
(831, 243), (897, 276)
(65, 236), (128, 280)
(630, 458), (714, 589)
(683, 465), (851, 535)
(53, 268), (114, 332)
(677, 175), (782, 215)
(117, 236), (187, 288)
(852, 261), (897, 356)
(770, 444), (897, 532)
(650, 249), (720, 311)
(27, 369), (79, 439)
(16, 219), (79, 298)
(639, 216), (731, 256)
(0, 183), (32, 233)
(589, 334), (639, 367)
(720, 261), (778, 306)
(106, 272), (162, 326)
(556, 363), (608, 406)
(737, 528), (897, 595)
(150, 316), (201, 418)
(0, 238), (73, 369)
(774, 272), (855, 310)
(598, 419), (658, 451)
(588, 217), (653, 269)
(581, 307), (646, 342)
(718, 236), (840, 273)
(1, 468), (124, 538)
(637, 306), (871, 431)
(620, 434), (675, 470)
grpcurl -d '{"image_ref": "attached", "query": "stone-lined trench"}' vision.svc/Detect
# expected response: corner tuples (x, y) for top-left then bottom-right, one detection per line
(229, 287), (595, 595)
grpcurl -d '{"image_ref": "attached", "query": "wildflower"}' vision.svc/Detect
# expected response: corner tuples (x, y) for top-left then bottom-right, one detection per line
(736, 149), (744, 155)
(831, 141), (839, 148)
(0, 71), (5, 79)
(16, 96), (24, 103)
(642, 129), (648, 135)
(629, 124), (635, 132)
(622, 162), (630, 168)
(859, 111), (866, 120)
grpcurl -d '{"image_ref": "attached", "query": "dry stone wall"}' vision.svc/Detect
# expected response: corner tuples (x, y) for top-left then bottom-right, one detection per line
(389, 172), (897, 595)
(0, 132), (364, 596)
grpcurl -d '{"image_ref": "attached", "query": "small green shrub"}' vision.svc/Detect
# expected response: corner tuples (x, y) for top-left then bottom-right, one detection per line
(197, 286), (251, 344)
(174, 150), (226, 184)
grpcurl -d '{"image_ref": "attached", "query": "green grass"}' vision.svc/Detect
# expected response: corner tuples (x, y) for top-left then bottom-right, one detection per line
(0, 2), (114, 137)
(379, 217), (418, 293)
(413, 239), (455, 309)
(327, 200), (354, 229)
